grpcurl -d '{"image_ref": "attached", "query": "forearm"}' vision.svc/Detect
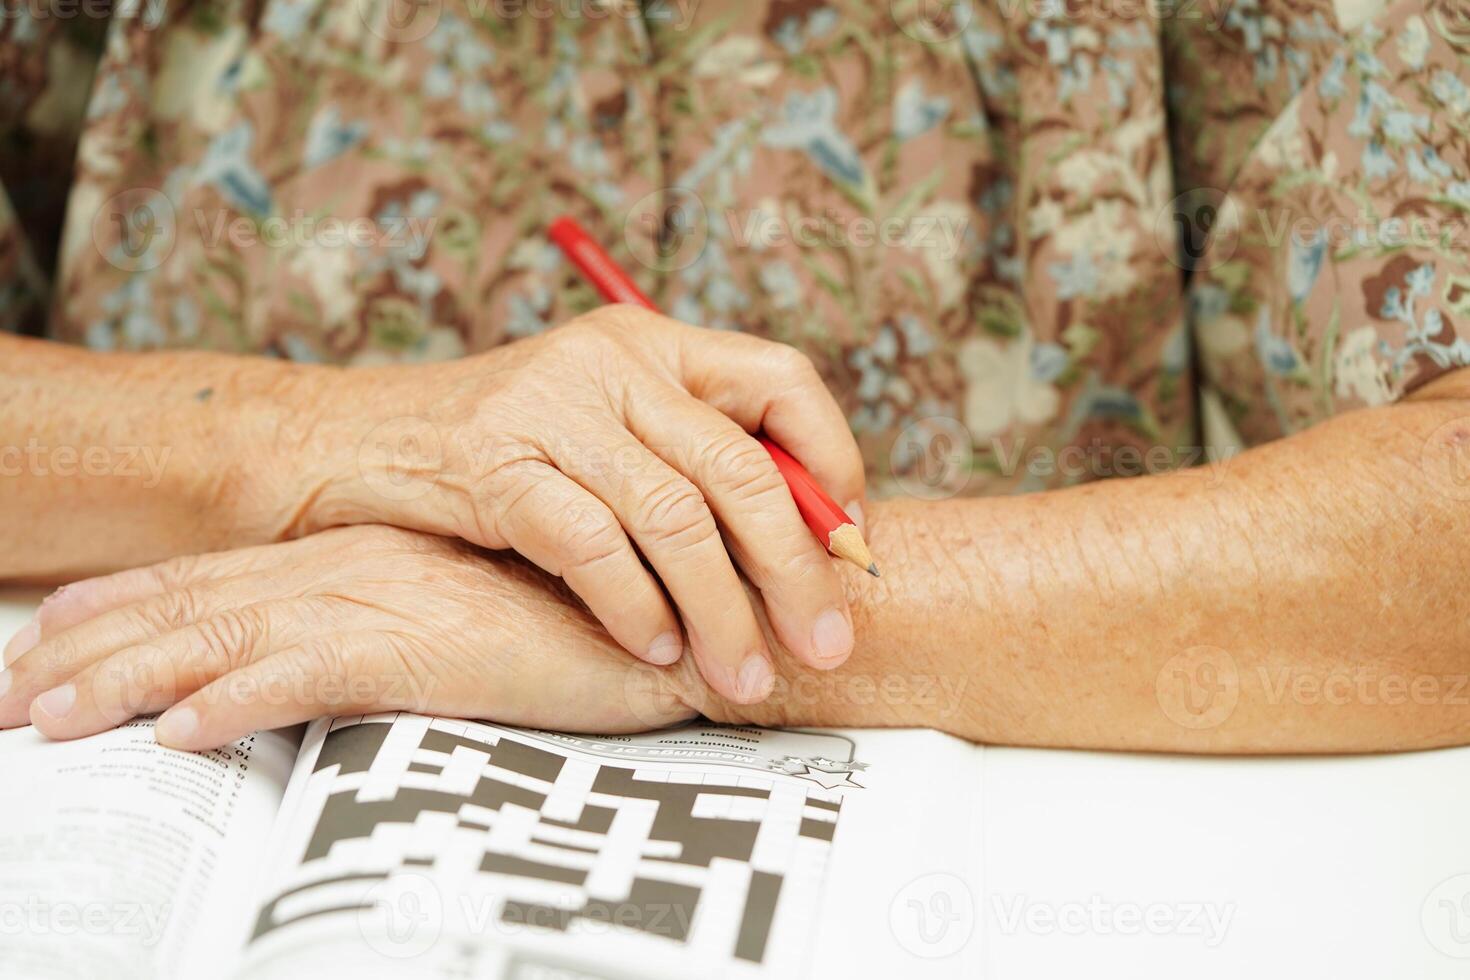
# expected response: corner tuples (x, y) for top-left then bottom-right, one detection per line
(705, 382), (1470, 753)
(0, 335), (330, 582)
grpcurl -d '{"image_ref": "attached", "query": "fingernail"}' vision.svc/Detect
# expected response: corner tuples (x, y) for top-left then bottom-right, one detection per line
(156, 707), (198, 745)
(736, 655), (774, 703)
(3, 618), (39, 665)
(845, 500), (866, 538)
(811, 608), (853, 665)
(34, 684), (76, 721)
(646, 632), (683, 666)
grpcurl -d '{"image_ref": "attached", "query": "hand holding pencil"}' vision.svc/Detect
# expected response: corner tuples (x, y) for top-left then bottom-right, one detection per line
(279, 219), (876, 705)
(548, 215), (878, 576)
(533, 214), (878, 703)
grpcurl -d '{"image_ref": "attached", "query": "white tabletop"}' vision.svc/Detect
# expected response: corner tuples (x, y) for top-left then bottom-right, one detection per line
(2, 591), (1466, 977)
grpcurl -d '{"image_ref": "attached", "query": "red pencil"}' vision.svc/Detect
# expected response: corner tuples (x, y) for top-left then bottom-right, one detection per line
(548, 215), (878, 577)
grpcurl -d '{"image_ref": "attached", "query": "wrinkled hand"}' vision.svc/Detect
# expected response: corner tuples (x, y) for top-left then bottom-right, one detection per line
(0, 526), (700, 750)
(290, 307), (865, 705)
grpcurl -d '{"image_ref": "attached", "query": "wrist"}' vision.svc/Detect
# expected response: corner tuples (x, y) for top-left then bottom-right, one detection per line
(261, 361), (461, 540)
(182, 354), (358, 544)
(679, 499), (986, 738)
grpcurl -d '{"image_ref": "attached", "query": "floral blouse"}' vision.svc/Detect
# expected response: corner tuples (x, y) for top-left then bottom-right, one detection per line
(1, 0), (1466, 498)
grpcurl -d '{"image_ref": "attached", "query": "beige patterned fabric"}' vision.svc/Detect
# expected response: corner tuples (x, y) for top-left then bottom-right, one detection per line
(0, 0), (1465, 496)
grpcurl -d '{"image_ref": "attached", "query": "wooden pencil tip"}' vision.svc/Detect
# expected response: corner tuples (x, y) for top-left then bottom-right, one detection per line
(866, 563), (880, 578)
(827, 523), (877, 577)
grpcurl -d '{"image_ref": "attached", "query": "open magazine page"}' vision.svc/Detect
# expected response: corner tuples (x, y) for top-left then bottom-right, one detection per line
(807, 727), (985, 978)
(234, 713), (984, 979)
(0, 719), (301, 980)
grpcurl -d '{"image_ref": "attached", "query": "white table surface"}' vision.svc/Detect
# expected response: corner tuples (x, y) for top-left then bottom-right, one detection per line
(3, 590), (1467, 978)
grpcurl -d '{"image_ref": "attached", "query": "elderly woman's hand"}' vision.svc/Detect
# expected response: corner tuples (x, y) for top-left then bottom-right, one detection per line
(0, 525), (699, 750)
(274, 306), (865, 705)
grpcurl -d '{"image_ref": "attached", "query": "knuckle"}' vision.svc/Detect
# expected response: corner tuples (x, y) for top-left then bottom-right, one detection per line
(151, 555), (200, 591)
(337, 525), (400, 556)
(27, 634), (77, 679)
(589, 303), (651, 334)
(763, 547), (829, 587)
(556, 311), (602, 335)
(478, 459), (550, 544)
(544, 315), (589, 342)
(550, 317), (620, 358)
(638, 479), (717, 549)
(555, 509), (627, 573)
(193, 609), (265, 674)
(140, 590), (200, 633)
(490, 457), (551, 498)
(766, 342), (819, 383)
(367, 524), (435, 554)
(704, 431), (785, 499)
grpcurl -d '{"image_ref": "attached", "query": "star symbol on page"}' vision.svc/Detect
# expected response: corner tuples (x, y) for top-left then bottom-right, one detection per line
(768, 756), (867, 790)
(810, 757), (868, 772)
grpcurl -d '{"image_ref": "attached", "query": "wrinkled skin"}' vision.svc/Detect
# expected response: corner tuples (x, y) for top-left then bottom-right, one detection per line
(295, 306), (866, 703)
(0, 521), (921, 751)
(1, 306), (869, 707)
(1, 526), (696, 749)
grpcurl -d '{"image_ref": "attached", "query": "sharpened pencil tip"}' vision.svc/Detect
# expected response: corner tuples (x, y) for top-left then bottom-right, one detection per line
(867, 563), (880, 578)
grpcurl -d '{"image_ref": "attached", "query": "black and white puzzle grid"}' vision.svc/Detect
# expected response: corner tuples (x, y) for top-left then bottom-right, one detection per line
(238, 713), (870, 979)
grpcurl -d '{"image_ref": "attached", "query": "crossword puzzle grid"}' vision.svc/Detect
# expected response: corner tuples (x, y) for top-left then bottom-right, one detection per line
(251, 715), (843, 972)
